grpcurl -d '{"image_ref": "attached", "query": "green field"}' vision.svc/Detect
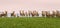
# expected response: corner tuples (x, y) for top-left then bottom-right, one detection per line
(0, 17), (60, 28)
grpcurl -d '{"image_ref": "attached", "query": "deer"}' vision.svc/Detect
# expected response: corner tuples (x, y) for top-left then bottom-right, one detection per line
(31, 10), (39, 17)
(0, 11), (7, 17)
(11, 11), (16, 17)
(56, 10), (60, 17)
(20, 10), (25, 16)
(42, 11), (46, 17)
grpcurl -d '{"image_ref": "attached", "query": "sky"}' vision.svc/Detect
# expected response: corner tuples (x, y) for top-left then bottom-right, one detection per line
(0, 0), (60, 13)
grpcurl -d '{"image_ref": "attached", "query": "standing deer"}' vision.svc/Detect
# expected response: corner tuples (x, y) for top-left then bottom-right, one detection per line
(56, 10), (60, 17)
(31, 10), (39, 17)
(11, 11), (16, 17)
(42, 11), (46, 17)
(49, 11), (54, 17)
(25, 12), (28, 16)
(0, 11), (7, 17)
(46, 11), (50, 17)
(52, 11), (57, 17)
(20, 10), (25, 16)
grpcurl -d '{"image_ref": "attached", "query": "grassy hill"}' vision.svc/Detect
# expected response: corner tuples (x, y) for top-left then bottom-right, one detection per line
(0, 17), (60, 28)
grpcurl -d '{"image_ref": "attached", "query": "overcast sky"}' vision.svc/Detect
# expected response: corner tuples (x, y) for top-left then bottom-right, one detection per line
(0, 0), (60, 12)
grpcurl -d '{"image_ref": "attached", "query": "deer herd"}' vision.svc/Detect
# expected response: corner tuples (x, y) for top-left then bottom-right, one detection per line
(0, 10), (60, 17)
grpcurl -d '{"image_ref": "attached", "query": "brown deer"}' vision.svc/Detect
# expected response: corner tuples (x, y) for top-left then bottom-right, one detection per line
(31, 10), (39, 17)
(49, 11), (54, 17)
(46, 11), (50, 17)
(0, 11), (7, 17)
(11, 11), (16, 17)
(25, 12), (28, 16)
(28, 10), (32, 16)
(46, 11), (55, 17)
(56, 10), (60, 17)
(20, 10), (25, 16)
(52, 11), (57, 17)
(42, 11), (46, 17)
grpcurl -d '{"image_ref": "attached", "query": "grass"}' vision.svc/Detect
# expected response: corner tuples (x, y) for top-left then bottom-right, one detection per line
(0, 17), (60, 28)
